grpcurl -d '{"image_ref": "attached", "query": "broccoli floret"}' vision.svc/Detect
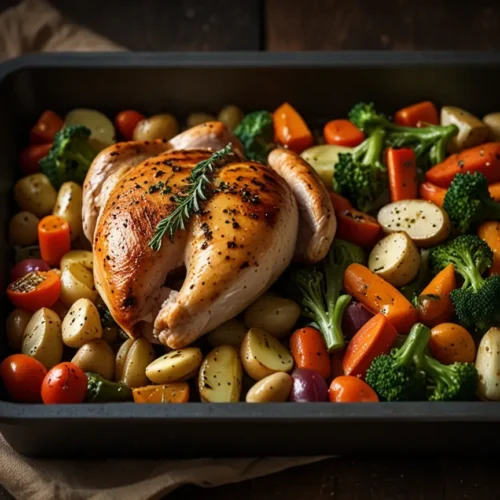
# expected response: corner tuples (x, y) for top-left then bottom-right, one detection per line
(85, 372), (133, 403)
(289, 239), (365, 352)
(233, 111), (275, 163)
(349, 102), (458, 169)
(333, 126), (388, 213)
(365, 323), (430, 401)
(443, 172), (500, 233)
(40, 125), (97, 188)
(418, 353), (478, 401)
(429, 235), (500, 335)
(400, 249), (430, 307)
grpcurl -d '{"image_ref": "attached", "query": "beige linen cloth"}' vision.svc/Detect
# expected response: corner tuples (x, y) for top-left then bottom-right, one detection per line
(0, 1), (327, 498)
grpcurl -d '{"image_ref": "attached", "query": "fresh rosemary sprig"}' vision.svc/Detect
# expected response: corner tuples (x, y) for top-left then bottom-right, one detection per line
(149, 144), (234, 251)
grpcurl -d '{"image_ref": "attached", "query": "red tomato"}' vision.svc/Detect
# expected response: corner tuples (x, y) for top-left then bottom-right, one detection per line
(0, 354), (47, 402)
(115, 110), (146, 140)
(41, 362), (88, 404)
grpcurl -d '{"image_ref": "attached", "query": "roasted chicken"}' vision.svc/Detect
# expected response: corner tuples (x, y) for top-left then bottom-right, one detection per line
(83, 122), (335, 348)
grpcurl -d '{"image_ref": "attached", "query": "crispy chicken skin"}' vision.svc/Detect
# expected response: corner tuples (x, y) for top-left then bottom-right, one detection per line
(94, 150), (298, 346)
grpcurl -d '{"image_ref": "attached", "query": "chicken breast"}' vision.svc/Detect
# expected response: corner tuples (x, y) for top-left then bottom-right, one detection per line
(94, 149), (297, 347)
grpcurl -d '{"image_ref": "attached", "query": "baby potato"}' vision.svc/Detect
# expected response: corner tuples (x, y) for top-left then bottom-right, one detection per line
(246, 372), (293, 403)
(133, 113), (179, 141)
(53, 182), (83, 240)
(22, 308), (63, 369)
(65, 108), (116, 151)
(14, 173), (57, 217)
(241, 328), (294, 380)
(187, 112), (216, 129)
(483, 113), (500, 141)
(368, 232), (420, 287)
(244, 295), (301, 338)
(6, 308), (33, 350)
(60, 250), (93, 272)
(301, 144), (352, 187)
(117, 338), (155, 388)
(60, 262), (98, 307)
(198, 345), (242, 402)
(441, 106), (489, 153)
(377, 199), (451, 247)
(9, 211), (39, 246)
(62, 298), (102, 348)
(115, 338), (134, 381)
(217, 105), (244, 130)
(476, 327), (500, 401)
(72, 339), (115, 380)
(145, 347), (203, 384)
(207, 318), (247, 347)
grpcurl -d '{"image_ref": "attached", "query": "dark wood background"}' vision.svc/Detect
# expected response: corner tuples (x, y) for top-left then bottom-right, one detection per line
(2, 0), (500, 498)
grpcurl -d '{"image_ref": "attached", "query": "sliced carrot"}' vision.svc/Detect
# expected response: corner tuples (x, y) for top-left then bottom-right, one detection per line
(328, 375), (379, 402)
(324, 119), (364, 147)
(273, 102), (313, 154)
(419, 181), (447, 207)
(30, 110), (64, 144)
(426, 142), (500, 188)
(343, 263), (418, 333)
(386, 148), (418, 202)
(478, 221), (500, 275)
(335, 208), (381, 247)
(341, 313), (397, 378)
(489, 182), (500, 201)
(328, 191), (352, 212)
(19, 143), (53, 175)
(394, 101), (439, 127)
(7, 270), (61, 311)
(429, 323), (476, 364)
(417, 264), (456, 327)
(38, 215), (71, 266)
(133, 383), (190, 403)
(290, 327), (331, 379)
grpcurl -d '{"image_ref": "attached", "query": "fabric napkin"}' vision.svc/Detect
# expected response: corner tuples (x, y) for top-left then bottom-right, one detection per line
(0, 1), (328, 498)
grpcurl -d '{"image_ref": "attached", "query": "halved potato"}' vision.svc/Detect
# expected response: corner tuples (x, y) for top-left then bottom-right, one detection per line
(72, 339), (115, 380)
(65, 108), (116, 151)
(145, 347), (203, 384)
(476, 327), (500, 401)
(133, 382), (190, 403)
(22, 308), (63, 368)
(14, 173), (57, 217)
(377, 199), (450, 247)
(483, 112), (500, 141)
(62, 298), (102, 348)
(246, 372), (293, 403)
(300, 144), (351, 187)
(441, 106), (489, 153)
(207, 318), (247, 347)
(368, 232), (420, 287)
(60, 250), (93, 272)
(244, 295), (301, 338)
(53, 182), (83, 240)
(198, 345), (242, 402)
(118, 338), (155, 388)
(6, 308), (33, 350)
(115, 338), (134, 381)
(60, 262), (98, 306)
(241, 328), (294, 380)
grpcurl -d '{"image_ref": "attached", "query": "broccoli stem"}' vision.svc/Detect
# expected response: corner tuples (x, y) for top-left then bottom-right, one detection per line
(394, 323), (431, 366)
(456, 251), (485, 291)
(418, 354), (453, 389)
(325, 294), (351, 353)
(65, 152), (93, 168)
(361, 127), (385, 167)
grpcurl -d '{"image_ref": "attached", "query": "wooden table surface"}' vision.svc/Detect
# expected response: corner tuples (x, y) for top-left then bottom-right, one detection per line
(2, 0), (500, 498)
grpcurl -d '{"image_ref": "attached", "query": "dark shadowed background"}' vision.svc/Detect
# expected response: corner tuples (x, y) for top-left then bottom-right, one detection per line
(1, 0), (500, 498)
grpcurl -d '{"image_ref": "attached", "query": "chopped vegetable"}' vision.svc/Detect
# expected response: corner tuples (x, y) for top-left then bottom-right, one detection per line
(0, 354), (47, 403)
(288, 239), (365, 352)
(478, 221), (500, 275)
(14, 173), (57, 217)
(85, 372), (133, 403)
(386, 147), (418, 201)
(400, 249), (431, 306)
(343, 263), (418, 333)
(72, 339), (114, 380)
(40, 125), (97, 189)
(273, 102), (313, 153)
(246, 372), (293, 403)
(328, 375), (379, 403)
(41, 362), (88, 404)
(133, 383), (190, 404)
(233, 110), (275, 163)
(38, 215), (71, 266)
(475, 327), (500, 400)
(440, 106), (489, 153)
(10, 258), (50, 282)
(301, 144), (352, 186)
(133, 113), (179, 142)
(429, 323), (476, 364)
(289, 327), (331, 379)
(426, 142), (500, 188)
(7, 270), (60, 311)
(328, 192), (352, 212)
(419, 181), (447, 206)
(145, 347), (203, 384)
(393, 101), (439, 128)
(335, 208), (381, 247)
(365, 322), (429, 401)
(20, 143), (53, 175)
(289, 368), (329, 402)
(114, 110), (146, 141)
(324, 119), (364, 147)
(30, 110), (64, 144)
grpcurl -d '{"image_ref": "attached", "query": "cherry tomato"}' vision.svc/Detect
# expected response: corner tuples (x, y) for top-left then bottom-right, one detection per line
(10, 258), (50, 282)
(115, 110), (146, 141)
(30, 110), (64, 144)
(19, 143), (52, 175)
(41, 362), (88, 404)
(7, 270), (61, 312)
(0, 354), (47, 402)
